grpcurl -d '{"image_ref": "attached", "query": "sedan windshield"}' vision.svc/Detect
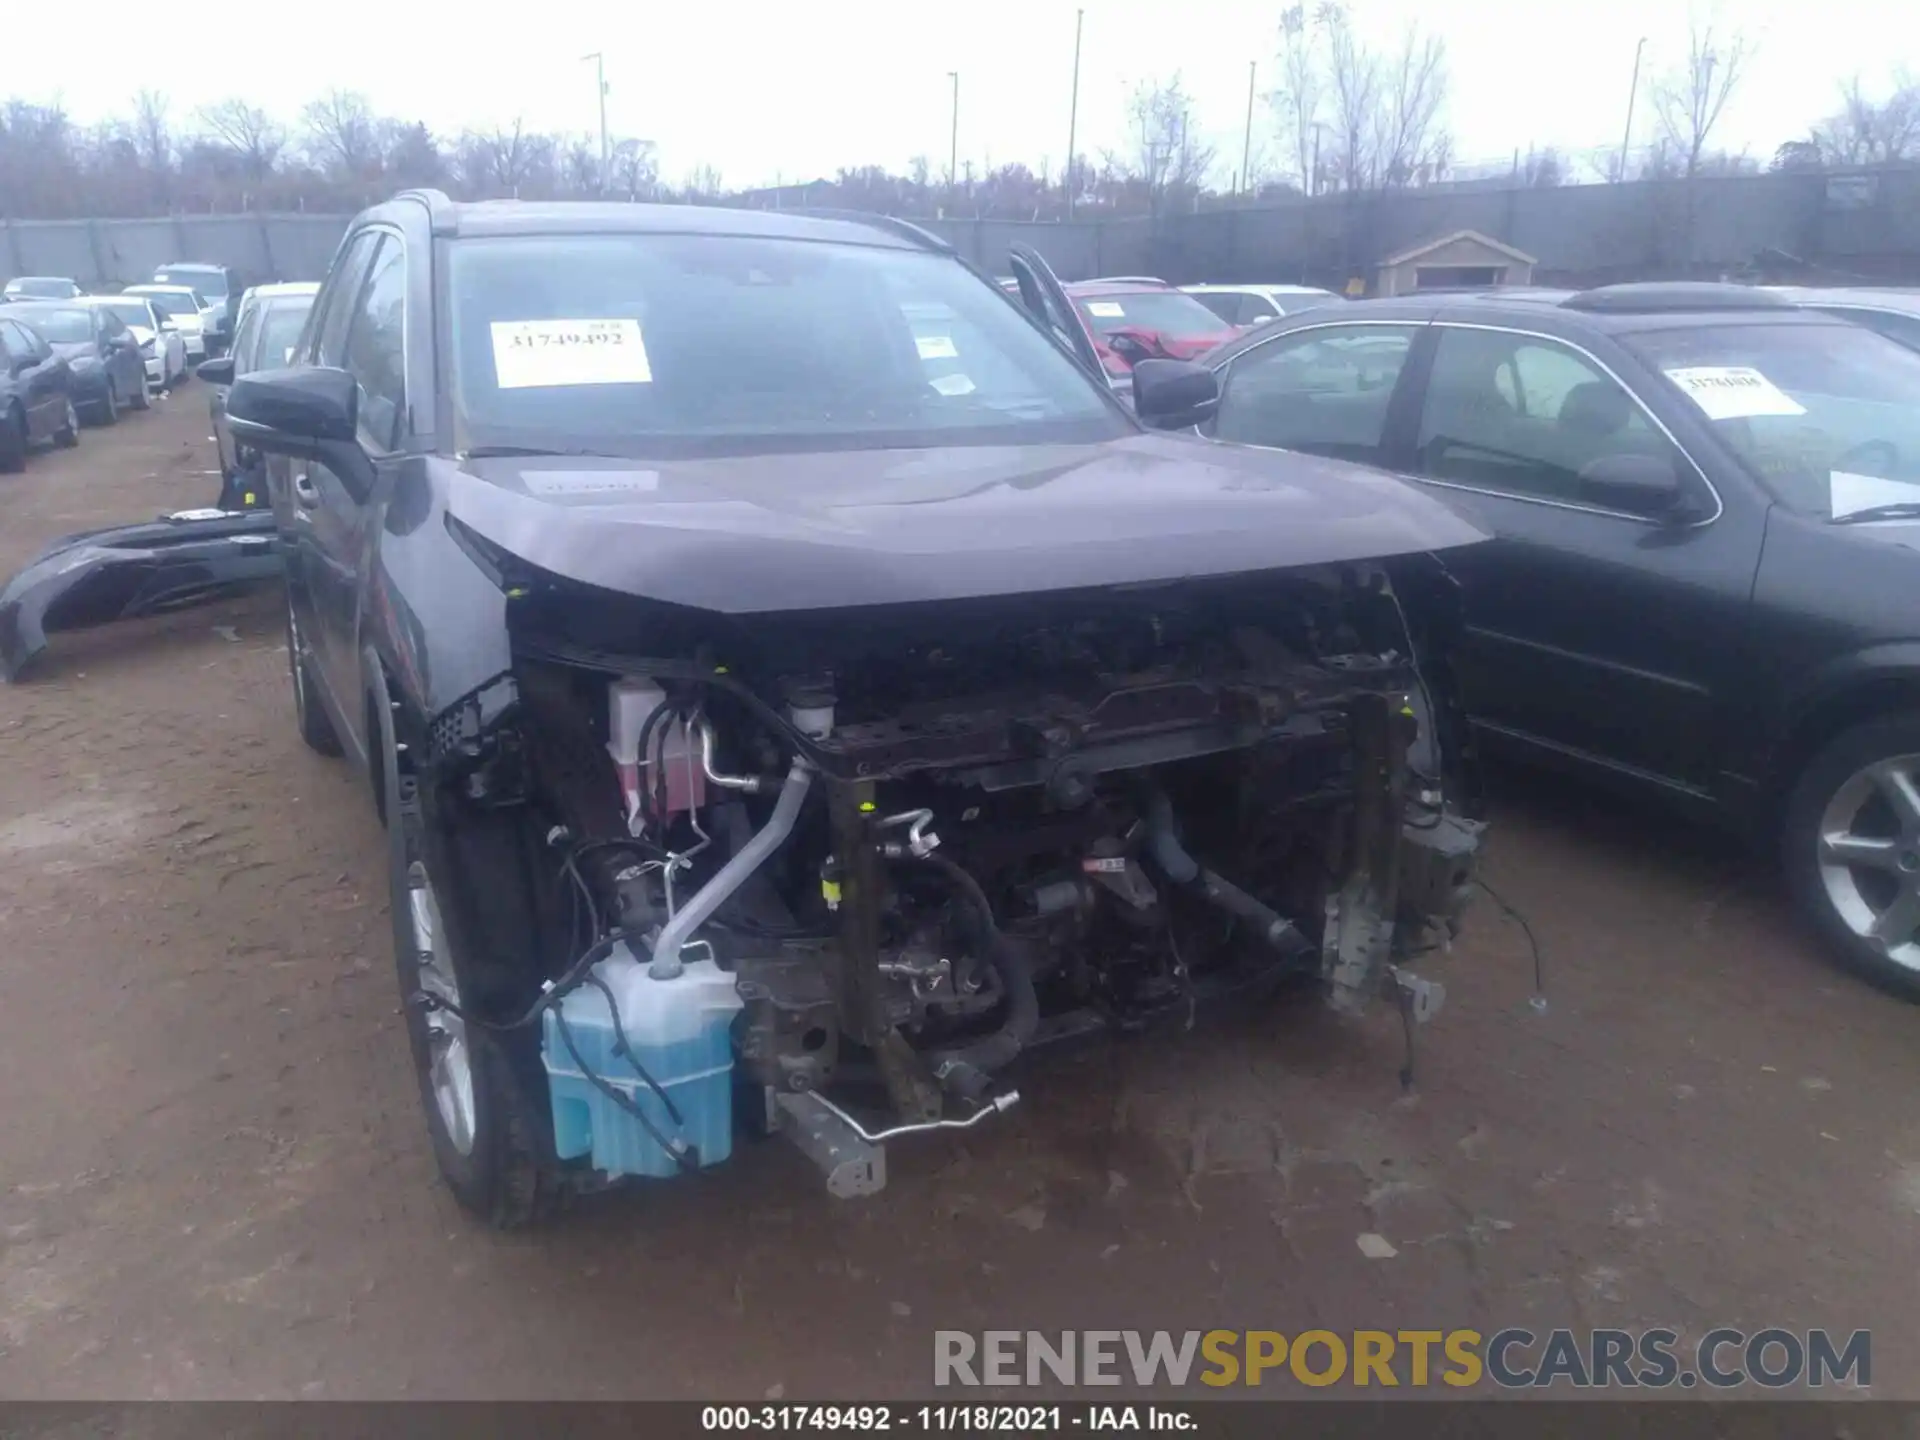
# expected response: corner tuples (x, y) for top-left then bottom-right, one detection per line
(8, 306), (92, 343)
(254, 302), (312, 369)
(97, 300), (155, 330)
(1073, 290), (1236, 342)
(448, 234), (1125, 456)
(1628, 322), (1920, 520)
(133, 290), (201, 318)
(156, 268), (226, 296)
(5, 278), (77, 299)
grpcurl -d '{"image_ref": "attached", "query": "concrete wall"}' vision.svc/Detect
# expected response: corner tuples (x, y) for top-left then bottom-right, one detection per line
(6, 168), (1917, 291)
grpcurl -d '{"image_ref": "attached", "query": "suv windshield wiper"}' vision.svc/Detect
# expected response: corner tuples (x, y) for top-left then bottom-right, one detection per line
(1832, 502), (1920, 525)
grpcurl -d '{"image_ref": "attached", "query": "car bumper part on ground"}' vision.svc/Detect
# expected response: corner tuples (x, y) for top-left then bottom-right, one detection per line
(0, 509), (281, 682)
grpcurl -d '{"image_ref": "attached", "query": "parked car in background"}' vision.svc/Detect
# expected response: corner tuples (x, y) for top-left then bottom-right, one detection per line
(1064, 279), (1241, 399)
(4, 301), (149, 425)
(1768, 287), (1920, 354)
(122, 285), (211, 362)
(196, 282), (319, 506)
(79, 295), (188, 392)
(3, 276), (85, 302)
(153, 263), (239, 353)
(1159, 281), (1920, 993)
(1183, 283), (1343, 326)
(0, 314), (80, 470)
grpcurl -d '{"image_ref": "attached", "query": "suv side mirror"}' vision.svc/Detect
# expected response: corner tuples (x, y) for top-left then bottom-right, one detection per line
(1578, 452), (1686, 515)
(1130, 358), (1220, 429)
(228, 367), (372, 500)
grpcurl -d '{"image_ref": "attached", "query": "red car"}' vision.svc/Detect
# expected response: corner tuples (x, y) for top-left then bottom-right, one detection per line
(1064, 280), (1242, 391)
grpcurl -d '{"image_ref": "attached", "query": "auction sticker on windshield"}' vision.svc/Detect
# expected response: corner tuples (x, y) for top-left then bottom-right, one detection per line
(491, 319), (652, 389)
(1663, 365), (1806, 420)
(915, 334), (959, 360)
(1085, 301), (1126, 318)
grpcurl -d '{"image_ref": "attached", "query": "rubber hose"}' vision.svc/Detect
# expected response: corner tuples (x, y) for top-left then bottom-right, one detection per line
(917, 853), (1039, 1091)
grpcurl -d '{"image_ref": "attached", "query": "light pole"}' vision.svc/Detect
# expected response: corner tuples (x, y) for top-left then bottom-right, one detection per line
(1241, 59), (1257, 195)
(1618, 36), (1647, 182)
(1065, 9), (1083, 218)
(582, 52), (609, 191)
(947, 71), (960, 193)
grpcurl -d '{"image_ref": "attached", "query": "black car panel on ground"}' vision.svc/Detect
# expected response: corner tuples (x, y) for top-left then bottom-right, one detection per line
(5, 300), (149, 425)
(1184, 284), (1920, 992)
(0, 315), (79, 470)
(218, 189), (1489, 1227)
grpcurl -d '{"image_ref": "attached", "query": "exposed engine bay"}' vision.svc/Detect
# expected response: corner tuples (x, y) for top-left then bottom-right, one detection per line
(414, 557), (1483, 1196)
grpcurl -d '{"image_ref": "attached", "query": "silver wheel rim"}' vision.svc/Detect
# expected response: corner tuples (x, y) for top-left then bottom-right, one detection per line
(407, 858), (476, 1154)
(63, 400), (77, 433)
(1818, 752), (1920, 974)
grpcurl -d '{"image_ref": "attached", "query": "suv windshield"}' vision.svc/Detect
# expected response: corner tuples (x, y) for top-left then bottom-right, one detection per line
(156, 268), (226, 296)
(1073, 290), (1235, 341)
(9, 306), (91, 343)
(1629, 322), (1920, 519)
(448, 234), (1125, 456)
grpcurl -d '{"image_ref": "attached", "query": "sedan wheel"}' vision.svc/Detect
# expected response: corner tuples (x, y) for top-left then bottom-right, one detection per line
(131, 373), (153, 411)
(54, 399), (79, 448)
(0, 407), (24, 473)
(1786, 716), (1920, 996)
(95, 382), (119, 426)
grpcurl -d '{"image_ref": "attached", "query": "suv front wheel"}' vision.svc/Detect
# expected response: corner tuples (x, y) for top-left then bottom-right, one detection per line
(1783, 713), (1920, 997)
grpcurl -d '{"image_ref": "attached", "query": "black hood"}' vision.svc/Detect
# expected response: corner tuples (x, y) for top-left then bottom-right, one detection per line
(441, 432), (1485, 613)
(49, 341), (96, 363)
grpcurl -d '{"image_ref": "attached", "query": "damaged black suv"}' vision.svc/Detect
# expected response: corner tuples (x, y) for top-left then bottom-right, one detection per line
(226, 190), (1489, 1227)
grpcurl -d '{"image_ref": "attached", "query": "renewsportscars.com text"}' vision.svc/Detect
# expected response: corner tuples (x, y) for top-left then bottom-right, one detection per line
(933, 1328), (1871, 1390)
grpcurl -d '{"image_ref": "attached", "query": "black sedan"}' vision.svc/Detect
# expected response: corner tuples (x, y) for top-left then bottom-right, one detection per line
(1149, 282), (1920, 993)
(6, 301), (150, 425)
(0, 313), (78, 469)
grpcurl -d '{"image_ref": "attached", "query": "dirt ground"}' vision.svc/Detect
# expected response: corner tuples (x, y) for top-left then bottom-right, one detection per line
(1, 397), (1918, 1402)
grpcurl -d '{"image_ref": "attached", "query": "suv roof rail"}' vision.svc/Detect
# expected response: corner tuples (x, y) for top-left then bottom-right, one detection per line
(787, 208), (953, 252)
(1562, 281), (1794, 314)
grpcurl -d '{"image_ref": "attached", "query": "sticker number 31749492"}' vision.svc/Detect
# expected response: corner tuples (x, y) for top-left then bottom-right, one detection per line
(490, 319), (653, 389)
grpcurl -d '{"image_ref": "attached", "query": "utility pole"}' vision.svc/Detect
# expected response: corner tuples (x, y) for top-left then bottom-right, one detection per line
(1618, 36), (1647, 182)
(582, 52), (609, 191)
(1240, 59), (1257, 196)
(947, 71), (960, 192)
(1065, 8), (1083, 218)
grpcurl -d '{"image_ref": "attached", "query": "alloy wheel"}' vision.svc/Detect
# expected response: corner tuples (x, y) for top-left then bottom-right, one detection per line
(406, 858), (477, 1155)
(1817, 753), (1920, 974)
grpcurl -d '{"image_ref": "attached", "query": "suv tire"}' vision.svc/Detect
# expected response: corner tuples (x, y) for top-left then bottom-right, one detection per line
(1783, 712), (1920, 998)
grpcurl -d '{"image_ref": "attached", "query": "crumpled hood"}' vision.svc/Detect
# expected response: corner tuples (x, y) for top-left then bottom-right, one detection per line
(48, 341), (96, 364)
(441, 432), (1486, 614)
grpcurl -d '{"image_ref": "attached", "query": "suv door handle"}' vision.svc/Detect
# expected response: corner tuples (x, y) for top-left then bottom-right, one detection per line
(291, 470), (321, 508)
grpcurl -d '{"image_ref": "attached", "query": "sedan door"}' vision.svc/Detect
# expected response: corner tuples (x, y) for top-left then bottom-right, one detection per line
(0, 321), (62, 439)
(1389, 323), (1768, 795)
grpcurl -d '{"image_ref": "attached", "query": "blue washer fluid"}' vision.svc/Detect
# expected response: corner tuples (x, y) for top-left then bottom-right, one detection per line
(541, 943), (744, 1179)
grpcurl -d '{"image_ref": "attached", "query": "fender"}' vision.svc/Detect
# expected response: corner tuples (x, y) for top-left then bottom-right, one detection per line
(1743, 639), (1920, 788)
(0, 509), (281, 682)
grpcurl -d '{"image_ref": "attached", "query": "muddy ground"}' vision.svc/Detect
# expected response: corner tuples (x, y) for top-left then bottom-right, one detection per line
(1, 397), (1917, 1401)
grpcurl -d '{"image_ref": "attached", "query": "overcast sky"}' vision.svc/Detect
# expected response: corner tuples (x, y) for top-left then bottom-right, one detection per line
(12, 0), (1912, 186)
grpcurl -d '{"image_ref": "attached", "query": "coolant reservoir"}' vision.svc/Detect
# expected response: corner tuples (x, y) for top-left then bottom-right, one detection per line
(541, 942), (744, 1179)
(607, 677), (706, 834)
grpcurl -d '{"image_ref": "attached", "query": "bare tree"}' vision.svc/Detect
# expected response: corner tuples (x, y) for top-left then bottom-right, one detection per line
(1271, 3), (1322, 191)
(1318, 5), (1379, 191)
(608, 137), (659, 199)
(196, 99), (283, 182)
(130, 89), (172, 175)
(1649, 21), (1751, 177)
(303, 88), (382, 178)
(1812, 71), (1920, 165)
(1372, 23), (1450, 187)
(1124, 73), (1216, 211)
